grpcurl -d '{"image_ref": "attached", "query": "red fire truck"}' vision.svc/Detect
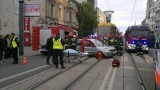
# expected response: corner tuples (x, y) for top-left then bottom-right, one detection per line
(124, 25), (150, 53)
(32, 25), (78, 54)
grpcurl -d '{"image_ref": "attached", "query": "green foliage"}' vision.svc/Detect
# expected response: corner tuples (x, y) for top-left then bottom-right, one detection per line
(77, 2), (98, 37)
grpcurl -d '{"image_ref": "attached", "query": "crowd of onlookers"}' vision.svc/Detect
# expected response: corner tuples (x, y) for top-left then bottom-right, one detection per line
(0, 33), (19, 64)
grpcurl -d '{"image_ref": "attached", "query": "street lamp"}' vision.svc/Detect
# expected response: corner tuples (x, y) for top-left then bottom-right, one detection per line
(19, 0), (24, 55)
(104, 10), (114, 22)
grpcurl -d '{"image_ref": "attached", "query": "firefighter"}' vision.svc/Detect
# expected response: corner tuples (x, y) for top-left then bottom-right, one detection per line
(71, 35), (77, 50)
(53, 33), (66, 69)
(117, 36), (123, 55)
(65, 35), (72, 49)
(136, 36), (143, 55)
(46, 34), (55, 65)
(102, 37), (107, 45)
(11, 33), (19, 64)
(114, 36), (118, 51)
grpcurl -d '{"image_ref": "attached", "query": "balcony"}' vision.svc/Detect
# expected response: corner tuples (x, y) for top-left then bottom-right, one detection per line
(155, 15), (160, 21)
(150, 13), (156, 17)
(154, 6), (160, 13)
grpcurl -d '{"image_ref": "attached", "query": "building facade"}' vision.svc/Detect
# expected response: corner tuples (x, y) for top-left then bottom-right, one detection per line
(0, 0), (79, 37)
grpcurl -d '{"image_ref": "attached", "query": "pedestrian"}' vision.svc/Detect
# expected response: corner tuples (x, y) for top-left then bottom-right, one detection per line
(71, 35), (77, 50)
(46, 34), (55, 65)
(53, 33), (66, 69)
(3, 34), (11, 58)
(10, 33), (19, 64)
(0, 34), (4, 63)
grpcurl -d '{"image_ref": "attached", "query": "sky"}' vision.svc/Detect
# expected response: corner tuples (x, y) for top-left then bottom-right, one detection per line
(97, 0), (147, 34)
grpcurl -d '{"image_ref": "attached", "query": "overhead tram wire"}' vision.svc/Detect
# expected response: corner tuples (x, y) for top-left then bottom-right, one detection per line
(104, 0), (111, 10)
(128, 0), (137, 28)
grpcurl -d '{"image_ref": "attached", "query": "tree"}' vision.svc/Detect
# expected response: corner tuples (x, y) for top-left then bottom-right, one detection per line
(77, 2), (98, 37)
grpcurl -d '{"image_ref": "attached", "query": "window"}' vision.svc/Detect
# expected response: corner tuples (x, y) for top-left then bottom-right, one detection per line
(69, 12), (72, 21)
(58, 8), (62, 20)
(50, 4), (54, 17)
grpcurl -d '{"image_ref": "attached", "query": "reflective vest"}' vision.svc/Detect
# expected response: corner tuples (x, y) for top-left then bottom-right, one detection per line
(53, 38), (63, 50)
(12, 36), (18, 48)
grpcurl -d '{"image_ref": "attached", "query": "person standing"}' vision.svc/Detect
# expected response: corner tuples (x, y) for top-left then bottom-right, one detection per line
(71, 35), (77, 50)
(11, 33), (19, 64)
(65, 35), (72, 50)
(0, 35), (4, 63)
(53, 33), (66, 69)
(46, 34), (55, 65)
(3, 34), (11, 58)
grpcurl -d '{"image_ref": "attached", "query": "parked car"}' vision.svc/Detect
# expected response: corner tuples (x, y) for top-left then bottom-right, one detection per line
(76, 39), (117, 57)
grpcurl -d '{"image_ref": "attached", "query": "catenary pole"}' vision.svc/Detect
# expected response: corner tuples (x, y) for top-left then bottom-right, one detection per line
(19, 0), (24, 55)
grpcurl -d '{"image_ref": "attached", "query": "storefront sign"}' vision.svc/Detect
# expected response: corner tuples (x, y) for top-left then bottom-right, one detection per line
(25, 4), (40, 16)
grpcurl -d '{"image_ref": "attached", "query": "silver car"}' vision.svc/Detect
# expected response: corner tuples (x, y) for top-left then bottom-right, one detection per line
(76, 39), (117, 57)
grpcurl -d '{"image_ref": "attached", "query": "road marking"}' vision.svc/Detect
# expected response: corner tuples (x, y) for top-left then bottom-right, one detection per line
(108, 68), (117, 90)
(99, 67), (112, 90)
(0, 65), (48, 83)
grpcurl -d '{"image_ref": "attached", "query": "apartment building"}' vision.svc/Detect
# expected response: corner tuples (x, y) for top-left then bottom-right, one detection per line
(0, 0), (79, 36)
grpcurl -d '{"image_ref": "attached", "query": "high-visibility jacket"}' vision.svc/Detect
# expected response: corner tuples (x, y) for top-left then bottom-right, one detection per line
(11, 36), (18, 48)
(53, 38), (63, 50)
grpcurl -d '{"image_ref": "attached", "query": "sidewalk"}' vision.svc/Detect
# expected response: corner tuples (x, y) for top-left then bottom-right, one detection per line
(23, 46), (41, 57)
(3, 46), (41, 61)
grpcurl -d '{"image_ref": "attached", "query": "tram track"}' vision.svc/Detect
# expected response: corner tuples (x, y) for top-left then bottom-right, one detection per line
(25, 57), (90, 90)
(128, 53), (155, 90)
(1, 57), (89, 90)
(64, 60), (99, 90)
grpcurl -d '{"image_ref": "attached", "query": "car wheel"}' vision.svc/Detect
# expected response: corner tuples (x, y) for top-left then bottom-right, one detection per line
(96, 51), (104, 60)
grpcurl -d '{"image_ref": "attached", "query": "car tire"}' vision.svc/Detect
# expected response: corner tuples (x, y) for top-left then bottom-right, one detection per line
(96, 51), (104, 60)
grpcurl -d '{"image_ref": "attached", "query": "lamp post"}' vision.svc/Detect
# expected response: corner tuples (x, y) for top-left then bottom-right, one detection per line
(104, 10), (114, 22)
(19, 0), (24, 55)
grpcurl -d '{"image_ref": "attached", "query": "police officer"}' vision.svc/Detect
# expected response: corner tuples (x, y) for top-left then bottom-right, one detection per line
(11, 33), (19, 64)
(53, 33), (66, 69)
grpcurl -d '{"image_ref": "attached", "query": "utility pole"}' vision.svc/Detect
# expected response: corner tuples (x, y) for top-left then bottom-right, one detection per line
(19, 0), (24, 55)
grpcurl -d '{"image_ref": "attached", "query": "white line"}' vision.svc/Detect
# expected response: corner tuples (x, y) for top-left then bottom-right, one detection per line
(108, 68), (117, 90)
(0, 65), (48, 82)
(1, 66), (55, 90)
(99, 67), (112, 90)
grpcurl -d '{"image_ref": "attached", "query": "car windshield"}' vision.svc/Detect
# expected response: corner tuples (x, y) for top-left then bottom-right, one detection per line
(93, 39), (103, 46)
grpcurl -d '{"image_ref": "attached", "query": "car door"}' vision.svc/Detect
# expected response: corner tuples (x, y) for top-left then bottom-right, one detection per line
(83, 40), (96, 55)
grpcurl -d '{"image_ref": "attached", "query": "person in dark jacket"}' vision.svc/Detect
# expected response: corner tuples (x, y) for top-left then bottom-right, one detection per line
(0, 35), (4, 63)
(3, 34), (11, 58)
(11, 33), (19, 64)
(53, 33), (66, 69)
(46, 34), (55, 65)
(136, 36), (143, 55)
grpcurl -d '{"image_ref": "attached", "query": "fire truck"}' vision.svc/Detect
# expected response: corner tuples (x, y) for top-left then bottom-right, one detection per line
(124, 25), (150, 53)
(32, 25), (78, 54)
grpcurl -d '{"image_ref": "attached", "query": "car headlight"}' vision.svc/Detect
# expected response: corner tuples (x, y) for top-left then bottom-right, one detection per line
(104, 48), (109, 51)
(128, 46), (131, 49)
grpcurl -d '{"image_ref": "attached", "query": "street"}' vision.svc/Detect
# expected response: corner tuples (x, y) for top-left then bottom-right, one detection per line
(0, 48), (155, 90)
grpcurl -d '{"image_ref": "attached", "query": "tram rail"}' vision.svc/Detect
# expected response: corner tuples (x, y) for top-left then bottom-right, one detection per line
(128, 53), (155, 90)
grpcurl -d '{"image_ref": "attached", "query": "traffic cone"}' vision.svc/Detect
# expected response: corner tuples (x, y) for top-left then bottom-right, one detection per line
(23, 56), (28, 64)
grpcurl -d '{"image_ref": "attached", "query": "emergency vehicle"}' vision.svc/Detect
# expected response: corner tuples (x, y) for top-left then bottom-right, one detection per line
(32, 25), (78, 54)
(124, 25), (150, 53)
